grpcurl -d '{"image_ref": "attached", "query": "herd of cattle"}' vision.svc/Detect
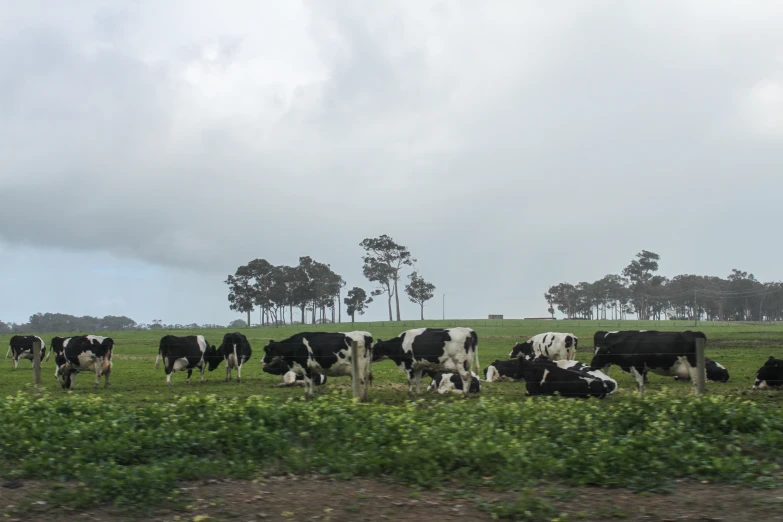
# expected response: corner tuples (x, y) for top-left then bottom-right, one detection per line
(5, 328), (783, 398)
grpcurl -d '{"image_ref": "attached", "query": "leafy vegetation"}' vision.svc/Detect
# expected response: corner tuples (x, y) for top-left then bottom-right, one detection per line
(1, 390), (781, 510)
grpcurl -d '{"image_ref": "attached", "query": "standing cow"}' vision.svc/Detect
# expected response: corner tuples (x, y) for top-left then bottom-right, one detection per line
(591, 330), (703, 395)
(7, 335), (46, 369)
(261, 331), (372, 399)
(207, 332), (252, 382)
(46, 336), (70, 362)
(54, 335), (114, 389)
(155, 335), (218, 386)
(508, 332), (577, 361)
(372, 327), (479, 398)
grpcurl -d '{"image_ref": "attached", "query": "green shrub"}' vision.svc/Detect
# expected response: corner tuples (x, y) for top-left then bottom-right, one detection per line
(1, 391), (781, 509)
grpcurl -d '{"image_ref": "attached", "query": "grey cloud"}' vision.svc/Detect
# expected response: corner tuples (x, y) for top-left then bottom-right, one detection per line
(1, 1), (783, 321)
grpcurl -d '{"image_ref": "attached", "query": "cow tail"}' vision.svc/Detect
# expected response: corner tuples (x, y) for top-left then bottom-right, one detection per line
(233, 343), (239, 368)
(5, 345), (10, 359)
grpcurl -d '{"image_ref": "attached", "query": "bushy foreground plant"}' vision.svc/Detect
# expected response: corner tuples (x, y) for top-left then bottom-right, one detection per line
(1, 391), (781, 508)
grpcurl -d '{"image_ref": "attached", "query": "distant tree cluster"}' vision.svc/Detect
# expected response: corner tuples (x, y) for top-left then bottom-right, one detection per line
(546, 250), (783, 321)
(0, 313), (138, 334)
(226, 234), (438, 325)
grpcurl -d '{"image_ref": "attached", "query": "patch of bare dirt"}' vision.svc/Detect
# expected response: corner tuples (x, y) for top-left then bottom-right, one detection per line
(3, 476), (783, 521)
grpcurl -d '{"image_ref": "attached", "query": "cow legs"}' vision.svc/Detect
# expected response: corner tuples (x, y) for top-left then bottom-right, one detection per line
(225, 360), (231, 381)
(166, 370), (173, 386)
(414, 369), (424, 394)
(103, 369), (111, 389)
(200, 366), (205, 384)
(303, 369), (314, 399)
(630, 366), (646, 396)
(12, 357), (18, 369)
(5, 346), (11, 359)
(186, 369), (193, 384)
(458, 370), (472, 398)
(93, 357), (103, 388)
(236, 361), (243, 383)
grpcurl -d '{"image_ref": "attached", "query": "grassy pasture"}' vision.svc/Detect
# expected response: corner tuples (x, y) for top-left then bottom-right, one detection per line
(2, 319), (782, 404)
(2, 319), (783, 513)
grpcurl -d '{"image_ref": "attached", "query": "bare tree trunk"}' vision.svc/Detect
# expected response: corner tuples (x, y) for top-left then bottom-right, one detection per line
(247, 309), (251, 327)
(420, 303), (424, 320)
(394, 274), (401, 321)
(338, 290), (341, 323)
(351, 313), (355, 325)
(387, 292), (393, 321)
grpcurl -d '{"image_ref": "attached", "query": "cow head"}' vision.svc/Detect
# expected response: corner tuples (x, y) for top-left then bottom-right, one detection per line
(261, 340), (286, 366)
(54, 355), (74, 390)
(100, 338), (114, 359)
(371, 339), (391, 362)
(752, 356), (783, 390)
(261, 357), (290, 376)
(204, 345), (221, 371)
(508, 341), (535, 359)
(589, 346), (612, 371)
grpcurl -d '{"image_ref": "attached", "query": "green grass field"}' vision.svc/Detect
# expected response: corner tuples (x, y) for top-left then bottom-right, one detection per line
(2, 319), (782, 404)
(3, 319), (783, 513)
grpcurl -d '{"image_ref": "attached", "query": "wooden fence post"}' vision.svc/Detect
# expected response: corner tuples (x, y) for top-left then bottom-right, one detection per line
(350, 340), (362, 401)
(32, 340), (42, 393)
(695, 337), (706, 395)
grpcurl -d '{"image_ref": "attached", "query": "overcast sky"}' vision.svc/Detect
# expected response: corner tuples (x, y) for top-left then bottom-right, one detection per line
(1, 1), (782, 326)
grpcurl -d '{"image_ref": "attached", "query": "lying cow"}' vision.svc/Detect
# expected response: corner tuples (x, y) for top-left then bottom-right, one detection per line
(372, 327), (479, 397)
(262, 357), (328, 387)
(508, 332), (577, 361)
(155, 334), (218, 386)
(261, 331), (371, 399)
(670, 357), (729, 383)
(552, 358), (618, 395)
(8, 335), (46, 369)
(484, 359), (525, 382)
(54, 335), (114, 389)
(591, 330), (703, 395)
(517, 356), (613, 399)
(207, 332), (252, 382)
(426, 371), (481, 395)
(752, 356), (783, 390)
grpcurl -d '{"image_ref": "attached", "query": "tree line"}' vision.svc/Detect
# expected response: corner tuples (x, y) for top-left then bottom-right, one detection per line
(0, 313), (247, 334)
(224, 234), (437, 326)
(546, 250), (783, 321)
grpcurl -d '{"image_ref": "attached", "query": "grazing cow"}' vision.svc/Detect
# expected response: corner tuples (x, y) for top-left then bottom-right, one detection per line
(155, 335), (218, 386)
(261, 331), (371, 399)
(372, 327), (479, 397)
(516, 356), (612, 398)
(752, 356), (783, 390)
(54, 335), (114, 389)
(427, 371), (481, 395)
(590, 330), (703, 395)
(7, 335), (46, 369)
(262, 357), (328, 387)
(508, 332), (577, 361)
(484, 359), (525, 382)
(207, 332), (252, 382)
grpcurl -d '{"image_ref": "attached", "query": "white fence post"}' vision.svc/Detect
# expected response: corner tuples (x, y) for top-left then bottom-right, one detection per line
(695, 337), (706, 395)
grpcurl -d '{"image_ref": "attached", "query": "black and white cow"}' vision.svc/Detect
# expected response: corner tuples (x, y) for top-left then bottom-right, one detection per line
(508, 332), (577, 361)
(261, 357), (328, 387)
(46, 336), (70, 362)
(550, 358), (618, 395)
(7, 335), (46, 369)
(484, 359), (525, 382)
(54, 335), (114, 389)
(261, 331), (372, 399)
(515, 356), (613, 398)
(155, 335), (218, 386)
(752, 356), (783, 390)
(207, 332), (252, 382)
(591, 330), (703, 395)
(372, 327), (479, 397)
(426, 371), (481, 395)
(670, 357), (729, 383)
